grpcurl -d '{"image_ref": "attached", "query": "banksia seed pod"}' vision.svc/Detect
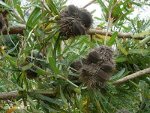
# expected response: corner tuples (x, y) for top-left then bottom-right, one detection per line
(58, 5), (93, 39)
(70, 58), (88, 73)
(78, 9), (93, 29)
(70, 60), (82, 73)
(67, 5), (79, 17)
(87, 45), (114, 65)
(80, 63), (111, 88)
(25, 50), (43, 79)
(69, 45), (115, 88)
(58, 17), (86, 39)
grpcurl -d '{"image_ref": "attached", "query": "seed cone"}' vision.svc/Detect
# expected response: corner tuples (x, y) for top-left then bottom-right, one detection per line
(58, 5), (93, 39)
(69, 45), (115, 88)
(25, 50), (43, 79)
(87, 45), (114, 64)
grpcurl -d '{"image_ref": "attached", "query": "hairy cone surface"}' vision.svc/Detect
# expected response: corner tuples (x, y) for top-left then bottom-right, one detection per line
(58, 5), (93, 39)
(70, 45), (115, 88)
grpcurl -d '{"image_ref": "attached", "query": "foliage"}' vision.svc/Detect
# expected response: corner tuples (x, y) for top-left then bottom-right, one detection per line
(0, 0), (150, 113)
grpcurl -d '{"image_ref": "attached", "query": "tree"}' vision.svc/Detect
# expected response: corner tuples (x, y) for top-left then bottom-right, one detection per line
(0, 0), (150, 113)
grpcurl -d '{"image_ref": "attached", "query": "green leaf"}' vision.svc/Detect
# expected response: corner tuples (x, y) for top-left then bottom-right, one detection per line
(128, 49), (149, 55)
(115, 56), (127, 63)
(26, 7), (42, 29)
(111, 68), (126, 81)
(116, 39), (128, 55)
(0, 1), (11, 9)
(60, 86), (68, 105)
(21, 63), (33, 71)
(15, 4), (24, 20)
(45, 0), (59, 15)
(107, 32), (118, 46)
(48, 56), (60, 74)
(96, 0), (108, 13)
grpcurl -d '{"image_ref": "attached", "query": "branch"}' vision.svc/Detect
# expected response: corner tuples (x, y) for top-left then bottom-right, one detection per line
(2, 26), (144, 39)
(113, 67), (150, 85)
(1, 68), (150, 99)
(88, 29), (144, 39)
(0, 90), (56, 100)
(0, 91), (19, 100)
(2, 26), (25, 35)
(83, 0), (96, 8)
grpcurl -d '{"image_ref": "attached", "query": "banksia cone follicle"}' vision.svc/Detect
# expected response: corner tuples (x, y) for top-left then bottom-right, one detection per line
(69, 45), (115, 88)
(58, 5), (93, 39)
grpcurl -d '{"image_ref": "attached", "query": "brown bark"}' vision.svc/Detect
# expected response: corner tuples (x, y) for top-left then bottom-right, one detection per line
(2, 26), (25, 35)
(113, 67), (150, 85)
(0, 90), (56, 100)
(88, 29), (144, 39)
(1, 26), (144, 39)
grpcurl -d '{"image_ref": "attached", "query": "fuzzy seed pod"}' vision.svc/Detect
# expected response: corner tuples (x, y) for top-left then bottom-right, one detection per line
(58, 5), (93, 39)
(87, 45), (114, 65)
(78, 9), (93, 29)
(69, 45), (115, 88)
(67, 5), (79, 17)
(70, 58), (88, 73)
(80, 63), (112, 88)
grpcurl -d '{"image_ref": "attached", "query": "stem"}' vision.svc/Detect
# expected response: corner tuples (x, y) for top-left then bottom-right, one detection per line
(2, 26), (144, 39)
(113, 67), (150, 85)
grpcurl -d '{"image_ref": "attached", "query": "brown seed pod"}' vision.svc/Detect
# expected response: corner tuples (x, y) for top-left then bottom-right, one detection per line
(58, 5), (93, 39)
(67, 5), (79, 17)
(80, 63), (111, 88)
(58, 17), (86, 39)
(87, 45), (114, 65)
(78, 9), (93, 29)
(25, 50), (43, 79)
(69, 45), (115, 88)
(70, 58), (88, 73)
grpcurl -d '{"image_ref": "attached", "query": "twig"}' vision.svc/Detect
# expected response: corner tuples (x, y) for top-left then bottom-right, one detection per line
(83, 0), (96, 8)
(0, 90), (56, 100)
(88, 29), (143, 39)
(0, 91), (19, 100)
(2, 26), (25, 35)
(1, 26), (144, 39)
(113, 67), (150, 85)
